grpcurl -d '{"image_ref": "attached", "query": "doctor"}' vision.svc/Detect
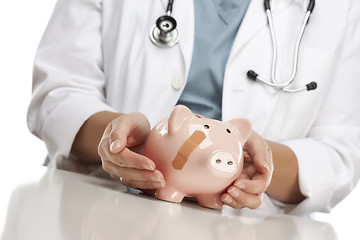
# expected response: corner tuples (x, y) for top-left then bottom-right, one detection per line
(28, 0), (360, 215)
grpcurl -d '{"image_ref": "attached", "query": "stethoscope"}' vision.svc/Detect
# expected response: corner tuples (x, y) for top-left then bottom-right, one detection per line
(150, 0), (180, 48)
(150, 0), (317, 93)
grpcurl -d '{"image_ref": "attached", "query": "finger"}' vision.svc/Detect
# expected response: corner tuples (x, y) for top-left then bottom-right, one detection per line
(249, 146), (273, 174)
(109, 148), (155, 170)
(251, 154), (270, 175)
(241, 160), (272, 188)
(245, 131), (267, 157)
(252, 150), (273, 186)
(108, 118), (133, 153)
(110, 139), (126, 154)
(226, 186), (262, 209)
(238, 172), (251, 180)
(220, 193), (244, 209)
(265, 144), (274, 173)
(98, 123), (113, 153)
(234, 179), (267, 195)
(245, 132), (271, 171)
(109, 113), (150, 153)
(103, 160), (164, 183)
(99, 121), (123, 153)
(105, 116), (134, 153)
(243, 148), (251, 161)
(118, 168), (164, 183)
(122, 179), (166, 190)
(241, 164), (258, 179)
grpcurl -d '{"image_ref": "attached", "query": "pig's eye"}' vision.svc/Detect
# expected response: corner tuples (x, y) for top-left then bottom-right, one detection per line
(195, 114), (202, 118)
(226, 128), (231, 133)
(204, 124), (210, 129)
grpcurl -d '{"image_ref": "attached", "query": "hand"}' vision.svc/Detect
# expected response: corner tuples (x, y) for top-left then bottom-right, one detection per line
(98, 112), (166, 189)
(221, 131), (274, 209)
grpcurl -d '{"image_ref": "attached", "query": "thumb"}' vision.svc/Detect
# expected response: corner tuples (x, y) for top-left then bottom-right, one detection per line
(110, 139), (125, 153)
(108, 120), (129, 154)
(108, 113), (150, 153)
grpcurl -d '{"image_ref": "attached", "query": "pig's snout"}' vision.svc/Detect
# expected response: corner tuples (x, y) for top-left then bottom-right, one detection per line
(210, 152), (237, 173)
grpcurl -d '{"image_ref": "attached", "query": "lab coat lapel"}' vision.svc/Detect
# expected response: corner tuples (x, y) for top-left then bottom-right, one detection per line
(160, 0), (194, 79)
(175, 0), (195, 79)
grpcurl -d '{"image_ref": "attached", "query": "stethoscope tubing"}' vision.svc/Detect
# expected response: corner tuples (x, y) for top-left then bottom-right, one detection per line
(256, 10), (312, 89)
(248, 0), (317, 92)
(166, 0), (174, 15)
(151, 0), (317, 93)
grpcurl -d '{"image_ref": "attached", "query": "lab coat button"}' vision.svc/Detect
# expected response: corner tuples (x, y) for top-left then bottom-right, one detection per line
(172, 77), (185, 90)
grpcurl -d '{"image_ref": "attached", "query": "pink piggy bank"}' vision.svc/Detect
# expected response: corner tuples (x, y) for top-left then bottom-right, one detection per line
(144, 105), (252, 209)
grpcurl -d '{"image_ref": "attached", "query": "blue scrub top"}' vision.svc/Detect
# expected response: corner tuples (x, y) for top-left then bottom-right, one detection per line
(177, 0), (250, 120)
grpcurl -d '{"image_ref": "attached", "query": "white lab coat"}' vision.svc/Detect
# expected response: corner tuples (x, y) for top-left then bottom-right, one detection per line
(28, 0), (360, 215)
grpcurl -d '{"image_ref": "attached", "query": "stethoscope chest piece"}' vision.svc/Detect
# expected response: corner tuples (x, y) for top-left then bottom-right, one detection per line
(150, 15), (180, 48)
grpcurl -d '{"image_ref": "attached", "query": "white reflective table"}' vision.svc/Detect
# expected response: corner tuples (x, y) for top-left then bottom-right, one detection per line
(0, 167), (338, 240)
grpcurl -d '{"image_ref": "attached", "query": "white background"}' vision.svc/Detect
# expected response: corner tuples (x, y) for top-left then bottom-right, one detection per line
(0, 0), (359, 239)
(0, 0), (54, 168)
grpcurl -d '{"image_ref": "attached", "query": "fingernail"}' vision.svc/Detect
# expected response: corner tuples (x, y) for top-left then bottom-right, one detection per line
(235, 182), (246, 190)
(263, 161), (270, 172)
(110, 139), (122, 151)
(228, 187), (240, 198)
(221, 195), (232, 204)
(152, 182), (165, 188)
(143, 163), (155, 171)
(151, 173), (162, 182)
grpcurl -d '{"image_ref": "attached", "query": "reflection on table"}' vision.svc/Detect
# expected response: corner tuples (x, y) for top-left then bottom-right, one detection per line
(1, 168), (336, 240)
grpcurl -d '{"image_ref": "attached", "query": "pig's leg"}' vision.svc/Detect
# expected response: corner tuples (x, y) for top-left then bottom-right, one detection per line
(196, 194), (224, 209)
(155, 187), (185, 203)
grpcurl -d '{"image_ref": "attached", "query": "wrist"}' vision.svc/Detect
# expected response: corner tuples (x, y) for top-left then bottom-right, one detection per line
(71, 111), (124, 162)
(265, 140), (305, 203)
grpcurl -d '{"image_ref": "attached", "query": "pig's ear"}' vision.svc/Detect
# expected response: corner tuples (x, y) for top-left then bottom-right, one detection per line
(168, 105), (193, 134)
(227, 118), (252, 145)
